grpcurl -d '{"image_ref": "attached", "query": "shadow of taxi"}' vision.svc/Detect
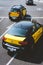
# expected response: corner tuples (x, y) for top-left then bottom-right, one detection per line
(15, 36), (43, 64)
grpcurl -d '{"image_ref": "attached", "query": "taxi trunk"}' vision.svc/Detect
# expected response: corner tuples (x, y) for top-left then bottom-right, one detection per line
(9, 12), (20, 17)
(2, 34), (26, 46)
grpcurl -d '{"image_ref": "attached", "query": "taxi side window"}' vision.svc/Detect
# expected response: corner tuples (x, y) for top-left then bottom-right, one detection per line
(35, 23), (41, 30)
(32, 23), (41, 34)
(27, 26), (35, 35)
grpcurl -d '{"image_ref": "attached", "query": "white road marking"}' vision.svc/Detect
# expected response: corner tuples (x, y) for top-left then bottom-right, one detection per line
(6, 24), (15, 29)
(0, 17), (8, 18)
(0, 16), (43, 19)
(0, 18), (4, 22)
(6, 53), (17, 65)
(32, 17), (43, 19)
(0, 23), (16, 39)
(37, 8), (43, 11)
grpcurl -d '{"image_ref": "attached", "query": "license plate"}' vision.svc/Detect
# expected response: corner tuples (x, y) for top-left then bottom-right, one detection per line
(7, 47), (16, 52)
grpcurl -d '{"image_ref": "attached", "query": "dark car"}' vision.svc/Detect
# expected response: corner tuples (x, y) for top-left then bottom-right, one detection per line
(2, 21), (43, 53)
(26, 0), (33, 5)
(9, 5), (27, 21)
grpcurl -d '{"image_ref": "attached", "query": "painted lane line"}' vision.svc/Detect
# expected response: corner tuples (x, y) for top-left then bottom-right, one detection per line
(6, 24), (15, 29)
(0, 16), (43, 19)
(32, 17), (43, 19)
(0, 23), (16, 39)
(6, 53), (17, 65)
(0, 17), (8, 18)
(6, 57), (14, 65)
(0, 18), (4, 22)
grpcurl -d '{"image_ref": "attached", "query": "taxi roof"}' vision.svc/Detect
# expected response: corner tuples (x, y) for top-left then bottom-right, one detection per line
(14, 21), (34, 28)
(12, 5), (24, 9)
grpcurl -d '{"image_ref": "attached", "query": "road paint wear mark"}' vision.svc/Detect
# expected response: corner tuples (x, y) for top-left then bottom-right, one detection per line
(0, 23), (16, 39)
(6, 53), (17, 65)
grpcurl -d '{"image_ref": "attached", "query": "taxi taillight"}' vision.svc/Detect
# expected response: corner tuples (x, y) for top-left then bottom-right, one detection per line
(9, 12), (11, 15)
(17, 12), (20, 14)
(2, 36), (7, 41)
(19, 41), (28, 46)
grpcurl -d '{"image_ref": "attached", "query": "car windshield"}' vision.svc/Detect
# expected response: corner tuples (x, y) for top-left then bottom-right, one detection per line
(7, 22), (34, 37)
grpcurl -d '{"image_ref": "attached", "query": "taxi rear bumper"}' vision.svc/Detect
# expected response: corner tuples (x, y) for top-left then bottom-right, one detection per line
(2, 41), (24, 52)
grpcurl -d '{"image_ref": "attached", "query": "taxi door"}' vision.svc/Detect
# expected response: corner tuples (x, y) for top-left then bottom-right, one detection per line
(32, 24), (42, 43)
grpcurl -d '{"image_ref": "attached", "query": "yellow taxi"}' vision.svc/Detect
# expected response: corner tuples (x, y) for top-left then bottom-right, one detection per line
(9, 5), (26, 22)
(2, 21), (43, 53)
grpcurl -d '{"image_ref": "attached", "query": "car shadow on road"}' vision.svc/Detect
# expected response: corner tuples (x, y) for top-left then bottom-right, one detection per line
(15, 36), (43, 64)
(26, 4), (36, 6)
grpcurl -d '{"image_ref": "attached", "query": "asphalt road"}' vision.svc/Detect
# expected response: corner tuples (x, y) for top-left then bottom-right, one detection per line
(0, 0), (43, 65)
